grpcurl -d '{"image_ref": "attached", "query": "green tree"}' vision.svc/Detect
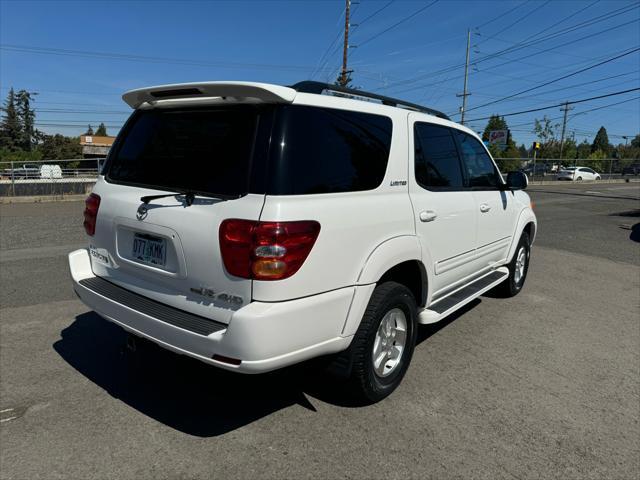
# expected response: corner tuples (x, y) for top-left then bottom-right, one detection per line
(95, 122), (108, 136)
(518, 144), (528, 158)
(481, 114), (508, 142)
(533, 116), (561, 158)
(0, 88), (22, 151)
(85, 125), (94, 135)
(38, 134), (82, 160)
(16, 90), (37, 151)
(591, 126), (610, 155)
(481, 115), (520, 170)
(576, 140), (591, 159)
(630, 134), (640, 148)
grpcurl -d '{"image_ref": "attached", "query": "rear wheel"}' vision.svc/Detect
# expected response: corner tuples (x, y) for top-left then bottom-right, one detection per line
(494, 232), (530, 298)
(346, 282), (417, 404)
(576, 176), (583, 181)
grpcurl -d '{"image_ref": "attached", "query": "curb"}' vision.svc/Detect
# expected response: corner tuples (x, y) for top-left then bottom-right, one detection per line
(528, 179), (640, 186)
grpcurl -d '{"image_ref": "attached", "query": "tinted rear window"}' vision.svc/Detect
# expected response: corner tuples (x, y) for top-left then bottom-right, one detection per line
(268, 105), (392, 195)
(106, 106), (268, 197)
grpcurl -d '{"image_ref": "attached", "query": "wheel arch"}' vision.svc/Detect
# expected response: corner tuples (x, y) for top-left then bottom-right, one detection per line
(506, 208), (537, 262)
(341, 235), (427, 337)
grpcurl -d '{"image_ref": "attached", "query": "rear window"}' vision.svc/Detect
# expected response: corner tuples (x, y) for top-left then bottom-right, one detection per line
(268, 105), (392, 195)
(106, 106), (268, 197)
(106, 104), (392, 197)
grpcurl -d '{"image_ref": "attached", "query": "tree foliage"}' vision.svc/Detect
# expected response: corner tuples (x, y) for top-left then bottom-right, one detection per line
(38, 134), (82, 160)
(0, 88), (22, 151)
(0, 88), (88, 161)
(95, 123), (108, 136)
(481, 115), (508, 142)
(591, 126), (611, 155)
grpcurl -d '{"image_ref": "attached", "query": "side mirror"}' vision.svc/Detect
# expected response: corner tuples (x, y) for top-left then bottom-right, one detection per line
(506, 171), (528, 190)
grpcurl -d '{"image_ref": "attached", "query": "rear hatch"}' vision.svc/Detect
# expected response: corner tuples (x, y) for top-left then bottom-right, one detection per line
(89, 104), (273, 324)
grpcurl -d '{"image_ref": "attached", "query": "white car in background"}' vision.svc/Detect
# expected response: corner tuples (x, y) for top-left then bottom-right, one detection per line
(557, 166), (601, 181)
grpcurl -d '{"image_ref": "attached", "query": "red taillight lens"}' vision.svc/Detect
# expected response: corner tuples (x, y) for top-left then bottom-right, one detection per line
(219, 219), (320, 280)
(83, 193), (101, 236)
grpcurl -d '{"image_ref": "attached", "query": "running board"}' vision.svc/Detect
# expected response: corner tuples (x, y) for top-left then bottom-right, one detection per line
(418, 267), (509, 325)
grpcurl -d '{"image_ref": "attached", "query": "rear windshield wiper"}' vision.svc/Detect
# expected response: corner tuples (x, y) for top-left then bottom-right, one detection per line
(140, 191), (240, 206)
(141, 191), (197, 206)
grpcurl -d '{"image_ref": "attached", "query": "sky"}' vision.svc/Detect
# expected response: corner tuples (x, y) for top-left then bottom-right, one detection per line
(1, 0), (639, 148)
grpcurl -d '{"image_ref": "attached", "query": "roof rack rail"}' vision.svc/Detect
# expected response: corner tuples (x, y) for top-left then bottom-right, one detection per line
(291, 81), (450, 120)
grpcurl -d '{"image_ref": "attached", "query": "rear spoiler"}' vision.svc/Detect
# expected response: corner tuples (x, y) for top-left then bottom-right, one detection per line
(122, 81), (297, 109)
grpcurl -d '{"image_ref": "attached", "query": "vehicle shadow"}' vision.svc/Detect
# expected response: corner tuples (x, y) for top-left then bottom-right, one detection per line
(54, 312), (321, 437)
(54, 302), (477, 436)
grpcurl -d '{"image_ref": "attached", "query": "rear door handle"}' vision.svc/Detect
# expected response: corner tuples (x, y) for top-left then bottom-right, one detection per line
(419, 210), (437, 222)
(480, 204), (491, 213)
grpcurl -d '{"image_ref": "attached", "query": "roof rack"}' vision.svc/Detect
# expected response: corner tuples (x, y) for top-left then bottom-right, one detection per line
(291, 81), (450, 120)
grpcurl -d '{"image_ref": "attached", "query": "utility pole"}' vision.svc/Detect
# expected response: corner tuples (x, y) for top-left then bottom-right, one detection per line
(559, 101), (574, 159)
(338, 0), (352, 87)
(457, 28), (472, 125)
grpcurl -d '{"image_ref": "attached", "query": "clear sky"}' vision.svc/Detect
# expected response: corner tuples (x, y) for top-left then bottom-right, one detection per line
(1, 0), (638, 148)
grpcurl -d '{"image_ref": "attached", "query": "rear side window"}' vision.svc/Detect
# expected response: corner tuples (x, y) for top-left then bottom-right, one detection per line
(454, 130), (502, 189)
(106, 106), (268, 197)
(269, 105), (392, 195)
(414, 123), (464, 189)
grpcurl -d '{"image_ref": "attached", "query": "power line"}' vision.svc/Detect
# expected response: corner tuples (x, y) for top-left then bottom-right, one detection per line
(466, 87), (640, 122)
(0, 44), (337, 73)
(309, 5), (347, 79)
(465, 46), (640, 112)
(476, 1), (549, 46)
(569, 95), (640, 119)
(475, 0), (530, 30)
(446, 70), (640, 115)
(358, 0), (395, 25)
(356, 0), (439, 48)
(380, 2), (638, 92)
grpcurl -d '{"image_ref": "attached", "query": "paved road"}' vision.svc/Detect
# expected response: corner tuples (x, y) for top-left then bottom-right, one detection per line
(1, 183), (638, 480)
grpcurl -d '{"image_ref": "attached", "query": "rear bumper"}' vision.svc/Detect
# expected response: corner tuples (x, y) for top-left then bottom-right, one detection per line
(69, 249), (354, 373)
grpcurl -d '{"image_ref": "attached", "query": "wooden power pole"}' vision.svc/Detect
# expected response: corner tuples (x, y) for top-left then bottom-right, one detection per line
(457, 28), (471, 125)
(338, 0), (352, 87)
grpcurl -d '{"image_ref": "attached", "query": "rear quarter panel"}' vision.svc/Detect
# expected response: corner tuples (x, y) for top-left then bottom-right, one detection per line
(253, 99), (415, 302)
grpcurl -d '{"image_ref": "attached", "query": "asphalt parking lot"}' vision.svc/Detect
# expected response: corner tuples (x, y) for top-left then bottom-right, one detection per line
(1, 182), (638, 479)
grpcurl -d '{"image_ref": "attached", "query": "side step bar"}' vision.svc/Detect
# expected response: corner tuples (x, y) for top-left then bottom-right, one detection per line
(418, 267), (509, 324)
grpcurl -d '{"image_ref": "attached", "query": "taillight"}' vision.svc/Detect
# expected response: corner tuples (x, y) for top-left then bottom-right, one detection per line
(83, 193), (101, 236)
(219, 219), (320, 280)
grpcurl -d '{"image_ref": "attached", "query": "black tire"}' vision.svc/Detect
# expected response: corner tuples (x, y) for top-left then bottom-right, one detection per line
(576, 176), (583, 181)
(494, 232), (531, 298)
(346, 282), (417, 404)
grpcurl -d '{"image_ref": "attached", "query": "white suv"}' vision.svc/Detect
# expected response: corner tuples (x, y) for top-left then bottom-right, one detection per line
(69, 81), (536, 403)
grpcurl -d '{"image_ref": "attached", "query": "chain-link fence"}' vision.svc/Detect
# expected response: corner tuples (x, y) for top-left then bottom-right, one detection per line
(0, 158), (103, 197)
(493, 157), (640, 182)
(1, 156), (639, 198)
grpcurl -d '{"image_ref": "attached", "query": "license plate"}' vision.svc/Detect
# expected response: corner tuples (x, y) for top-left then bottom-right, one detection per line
(132, 234), (166, 266)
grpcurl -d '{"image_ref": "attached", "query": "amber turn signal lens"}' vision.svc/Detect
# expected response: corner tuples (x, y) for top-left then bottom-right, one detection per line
(252, 259), (287, 278)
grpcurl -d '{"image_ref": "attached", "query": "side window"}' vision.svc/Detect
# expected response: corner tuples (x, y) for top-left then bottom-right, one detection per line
(454, 130), (502, 189)
(413, 123), (464, 189)
(270, 106), (393, 195)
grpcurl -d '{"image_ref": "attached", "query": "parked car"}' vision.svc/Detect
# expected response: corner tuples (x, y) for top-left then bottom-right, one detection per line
(3, 163), (41, 179)
(69, 81), (536, 403)
(622, 163), (640, 176)
(557, 166), (601, 181)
